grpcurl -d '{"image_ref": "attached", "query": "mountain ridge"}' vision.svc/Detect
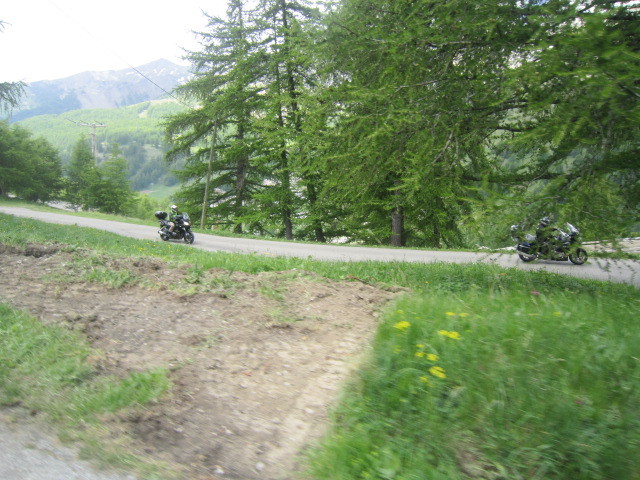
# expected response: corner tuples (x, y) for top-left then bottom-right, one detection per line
(11, 59), (192, 122)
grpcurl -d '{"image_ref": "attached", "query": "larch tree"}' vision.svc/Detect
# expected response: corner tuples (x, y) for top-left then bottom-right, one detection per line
(500, 0), (640, 237)
(239, 0), (326, 240)
(316, 0), (537, 247)
(166, 0), (269, 233)
(0, 22), (25, 116)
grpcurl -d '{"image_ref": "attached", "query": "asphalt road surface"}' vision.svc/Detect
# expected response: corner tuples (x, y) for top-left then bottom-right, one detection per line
(0, 408), (135, 480)
(2, 206), (638, 287)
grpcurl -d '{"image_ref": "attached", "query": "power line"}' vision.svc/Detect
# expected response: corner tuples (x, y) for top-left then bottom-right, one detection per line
(47, 0), (195, 109)
(67, 119), (106, 163)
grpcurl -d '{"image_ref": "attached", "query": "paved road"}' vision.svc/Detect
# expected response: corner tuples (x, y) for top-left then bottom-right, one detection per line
(0, 409), (135, 480)
(2, 206), (639, 287)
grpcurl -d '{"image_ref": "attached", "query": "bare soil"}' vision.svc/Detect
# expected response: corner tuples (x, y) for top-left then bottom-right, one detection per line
(0, 243), (401, 480)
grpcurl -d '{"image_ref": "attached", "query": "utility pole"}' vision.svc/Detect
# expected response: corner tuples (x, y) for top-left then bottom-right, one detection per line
(201, 122), (219, 229)
(68, 120), (106, 163)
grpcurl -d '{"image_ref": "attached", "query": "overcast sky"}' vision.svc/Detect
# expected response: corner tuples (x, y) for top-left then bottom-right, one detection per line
(1, 0), (227, 83)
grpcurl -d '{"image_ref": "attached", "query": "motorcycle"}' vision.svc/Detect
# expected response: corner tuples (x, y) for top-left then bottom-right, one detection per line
(510, 222), (588, 265)
(155, 211), (195, 244)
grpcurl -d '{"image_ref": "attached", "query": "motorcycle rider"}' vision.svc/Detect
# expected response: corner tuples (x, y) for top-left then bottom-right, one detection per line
(536, 216), (559, 254)
(167, 205), (180, 236)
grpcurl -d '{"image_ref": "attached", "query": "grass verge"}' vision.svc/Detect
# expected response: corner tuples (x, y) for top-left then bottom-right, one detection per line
(306, 286), (640, 480)
(0, 303), (172, 478)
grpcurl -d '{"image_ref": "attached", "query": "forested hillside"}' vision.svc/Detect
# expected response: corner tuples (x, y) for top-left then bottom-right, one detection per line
(18, 99), (186, 190)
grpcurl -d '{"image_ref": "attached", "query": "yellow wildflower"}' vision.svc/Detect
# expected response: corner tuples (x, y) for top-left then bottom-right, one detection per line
(419, 376), (430, 384)
(458, 312), (469, 318)
(415, 352), (425, 358)
(394, 321), (411, 332)
(416, 343), (425, 349)
(426, 353), (439, 362)
(445, 312), (457, 316)
(429, 366), (447, 379)
(438, 330), (461, 340)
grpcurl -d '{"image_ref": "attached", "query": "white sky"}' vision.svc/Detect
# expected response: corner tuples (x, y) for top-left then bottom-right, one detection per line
(0, 0), (228, 83)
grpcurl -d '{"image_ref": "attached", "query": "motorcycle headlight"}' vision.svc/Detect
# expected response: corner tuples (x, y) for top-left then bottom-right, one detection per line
(183, 222), (190, 227)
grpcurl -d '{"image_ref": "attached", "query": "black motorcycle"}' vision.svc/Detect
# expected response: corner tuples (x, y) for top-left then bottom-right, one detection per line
(510, 222), (588, 265)
(155, 211), (195, 244)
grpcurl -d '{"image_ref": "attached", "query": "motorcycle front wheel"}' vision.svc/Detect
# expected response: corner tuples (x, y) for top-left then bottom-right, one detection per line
(518, 253), (536, 262)
(569, 248), (588, 265)
(184, 232), (195, 244)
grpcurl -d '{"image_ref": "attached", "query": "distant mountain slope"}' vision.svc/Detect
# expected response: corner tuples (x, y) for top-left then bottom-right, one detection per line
(18, 99), (188, 190)
(11, 59), (191, 122)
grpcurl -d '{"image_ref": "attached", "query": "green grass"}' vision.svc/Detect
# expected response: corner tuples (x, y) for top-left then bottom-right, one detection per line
(0, 304), (171, 477)
(1, 209), (639, 479)
(307, 289), (640, 480)
(140, 184), (179, 201)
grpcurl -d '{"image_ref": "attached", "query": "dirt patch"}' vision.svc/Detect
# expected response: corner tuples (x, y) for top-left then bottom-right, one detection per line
(0, 244), (402, 479)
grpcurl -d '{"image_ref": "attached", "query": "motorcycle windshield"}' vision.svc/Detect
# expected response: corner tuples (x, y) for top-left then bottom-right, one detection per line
(566, 223), (579, 235)
(181, 213), (190, 221)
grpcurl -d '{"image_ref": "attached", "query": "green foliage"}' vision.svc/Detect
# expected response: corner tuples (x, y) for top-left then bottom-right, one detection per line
(489, 0), (640, 239)
(64, 138), (137, 214)
(308, 286), (640, 480)
(17, 100), (186, 190)
(0, 80), (25, 115)
(0, 302), (168, 417)
(164, 0), (638, 247)
(64, 136), (95, 208)
(310, 0), (533, 247)
(167, 0), (329, 239)
(9, 0), (638, 245)
(0, 121), (64, 201)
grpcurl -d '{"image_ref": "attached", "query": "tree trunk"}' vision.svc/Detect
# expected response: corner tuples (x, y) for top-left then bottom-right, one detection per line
(233, 122), (249, 235)
(233, 146), (248, 236)
(306, 182), (326, 243)
(201, 124), (218, 229)
(391, 205), (404, 247)
(283, 209), (293, 240)
(433, 221), (441, 249)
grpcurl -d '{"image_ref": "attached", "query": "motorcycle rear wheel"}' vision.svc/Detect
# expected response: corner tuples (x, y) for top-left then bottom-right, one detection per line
(569, 248), (588, 265)
(518, 253), (536, 262)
